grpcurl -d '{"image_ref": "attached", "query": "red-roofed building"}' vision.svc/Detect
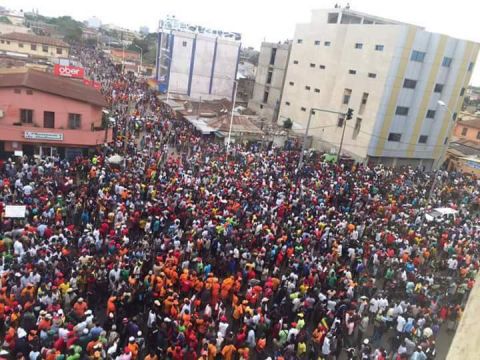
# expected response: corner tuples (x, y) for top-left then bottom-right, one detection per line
(0, 69), (110, 159)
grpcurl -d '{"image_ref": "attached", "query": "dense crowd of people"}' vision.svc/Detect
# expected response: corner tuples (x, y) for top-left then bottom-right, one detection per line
(0, 47), (479, 360)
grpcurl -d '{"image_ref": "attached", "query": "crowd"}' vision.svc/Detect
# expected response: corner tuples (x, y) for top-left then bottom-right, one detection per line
(0, 47), (479, 360)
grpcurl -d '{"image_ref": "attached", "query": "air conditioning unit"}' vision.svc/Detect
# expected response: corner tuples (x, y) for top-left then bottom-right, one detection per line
(0, 109), (4, 118)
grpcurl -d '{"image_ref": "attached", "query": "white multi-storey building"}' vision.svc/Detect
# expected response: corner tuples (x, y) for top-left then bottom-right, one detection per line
(248, 41), (291, 123)
(279, 8), (479, 168)
(155, 17), (241, 101)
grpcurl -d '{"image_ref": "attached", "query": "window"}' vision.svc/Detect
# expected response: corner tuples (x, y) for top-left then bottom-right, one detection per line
(343, 89), (352, 105)
(355, 43), (363, 49)
(68, 113), (81, 129)
(319, 65), (326, 69)
(182, 41), (187, 47)
(285, 101), (290, 106)
(368, 73), (377, 78)
(434, 83), (444, 93)
(349, 69), (357, 75)
(14, 88), (21, 94)
(260, 104), (264, 109)
(403, 78), (417, 89)
(56, 48), (63, 55)
(305, 86), (311, 91)
(328, 12), (339, 23)
(42, 45), (48, 52)
(468, 62), (474, 71)
(418, 135), (428, 144)
(460, 87), (465, 97)
(314, 88), (320, 93)
(310, 63), (316, 68)
(301, 107), (307, 112)
(453, 112), (457, 121)
(6, 41), (10, 45)
(352, 117), (362, 139)
(0, 40), (4, 44)
(411, 50), (426, 62)
(297, 39), (303, 44)
(43, 111), (55, 128)
(20, 109), (33, 123)
(324, 41), (331, 46)
(263, 91), (269, 103)
(388, 133), (402, 142)
(442, 57), (452, 67)
(18, 43), (24, 48)
(477, 131), (480, 140)
(289, 81), (294, 86)
(426, 110), (436, 118)
(444, 137), (448, 145)
(26, 89), (33, 95)
(337, 116), (345, 127)
(461, 127), (468, 136)
(314, 40), (321, 45)
(375, 44), (384, 51)
(293, 60), (299, 64)
(270, 48), (277, 65)
(30, 44), (37, 51)
(361, 92), (369, 105)
(266, 71), (273, 84)
(395, 106), (409, 116)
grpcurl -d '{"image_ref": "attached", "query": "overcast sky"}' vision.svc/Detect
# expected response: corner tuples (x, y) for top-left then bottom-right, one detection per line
(3, 0), (480, 84)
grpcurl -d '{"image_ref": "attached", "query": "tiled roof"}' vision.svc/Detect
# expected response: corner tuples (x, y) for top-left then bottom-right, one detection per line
(0, 69), (107, 107)
(0, 32), (69, 48)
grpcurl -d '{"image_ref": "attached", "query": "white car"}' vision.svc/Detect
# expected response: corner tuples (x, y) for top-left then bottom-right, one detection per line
(425, 207), (458, 223)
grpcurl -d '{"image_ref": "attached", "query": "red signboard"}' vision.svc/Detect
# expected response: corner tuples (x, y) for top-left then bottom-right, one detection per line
(93, 81), (101, 90)
(83, 79), (92, 86)
(53, 64), (84, 79)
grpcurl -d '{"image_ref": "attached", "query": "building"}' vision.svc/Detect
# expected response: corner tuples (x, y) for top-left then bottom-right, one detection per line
(0, 23), (31, 35)
(278, 8), (479, 169)
(108, 48), (141, 73)
(249, 41), (291, 123)
(454, 112), (480, 142)
(0, 32), (69, 59)
(155, 17), (241, 101)
(0, 69), (109, 159)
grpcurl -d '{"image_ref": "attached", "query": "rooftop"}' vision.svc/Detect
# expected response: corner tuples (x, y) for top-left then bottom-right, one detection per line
(0, 69), (107, 107)
(457, 112), (480, 129)
(0, 32), (69, 48)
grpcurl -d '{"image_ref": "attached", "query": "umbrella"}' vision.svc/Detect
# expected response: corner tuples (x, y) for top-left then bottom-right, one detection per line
(107, 154), (124, 165)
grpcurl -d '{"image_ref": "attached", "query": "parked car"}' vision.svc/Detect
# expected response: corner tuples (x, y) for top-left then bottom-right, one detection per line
(425, 207), (458, 222)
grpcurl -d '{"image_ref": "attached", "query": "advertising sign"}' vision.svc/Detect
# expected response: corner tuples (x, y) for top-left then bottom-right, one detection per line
(5, 205), (26, 218)
(53, 64), (85, 79)
(24, 131), (63, 141)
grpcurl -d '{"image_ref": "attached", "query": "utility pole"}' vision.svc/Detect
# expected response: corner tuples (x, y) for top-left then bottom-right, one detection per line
(336, 108), (353, 163)
(298, 107), (348, 170)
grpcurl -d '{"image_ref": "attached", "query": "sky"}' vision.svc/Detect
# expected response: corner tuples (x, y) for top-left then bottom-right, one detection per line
(3, 0), (480, 84)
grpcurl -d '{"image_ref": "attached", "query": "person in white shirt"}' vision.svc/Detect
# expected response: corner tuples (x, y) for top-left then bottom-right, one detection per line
(396, 314), (406, 334)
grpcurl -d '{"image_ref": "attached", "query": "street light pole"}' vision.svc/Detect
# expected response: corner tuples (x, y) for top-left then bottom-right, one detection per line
(297, 107), (348, 170)
(427, 100), (456, 204)
(226, 80), (238, 153)
(133, 44), (143, 76)
(336, 108), (353, 163)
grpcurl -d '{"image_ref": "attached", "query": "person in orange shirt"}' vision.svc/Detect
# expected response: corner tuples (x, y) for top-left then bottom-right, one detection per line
(144, 350), (158, 360)
(73, 298), (88, 319)
(126, 337), (139, 360)
(221, 342), (236, 360)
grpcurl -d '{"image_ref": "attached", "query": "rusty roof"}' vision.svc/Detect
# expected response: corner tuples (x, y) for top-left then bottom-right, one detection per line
(0, 32), (69, 48)
(0, 69), (107, 107)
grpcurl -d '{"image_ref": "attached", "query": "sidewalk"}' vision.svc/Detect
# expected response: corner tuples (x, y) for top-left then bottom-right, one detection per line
(446, 274), (480, 360)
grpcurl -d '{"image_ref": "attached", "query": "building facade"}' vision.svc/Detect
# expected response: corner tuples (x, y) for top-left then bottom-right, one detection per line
(0, 32), (69, 59)
(454, 112), (480, 142)
(249, 42), (291, 123)
(0, 69), (109, 159)
(278, 8), (479, 168)
(156, 30), (241, 101)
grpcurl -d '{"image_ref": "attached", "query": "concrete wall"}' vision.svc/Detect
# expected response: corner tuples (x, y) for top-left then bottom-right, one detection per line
(249, 42), (290, 122)
(454, 123), (480, 141)
(0, 38), (69, 58)
(279, 8), (479, 165)
(159, 31), (240, 100)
